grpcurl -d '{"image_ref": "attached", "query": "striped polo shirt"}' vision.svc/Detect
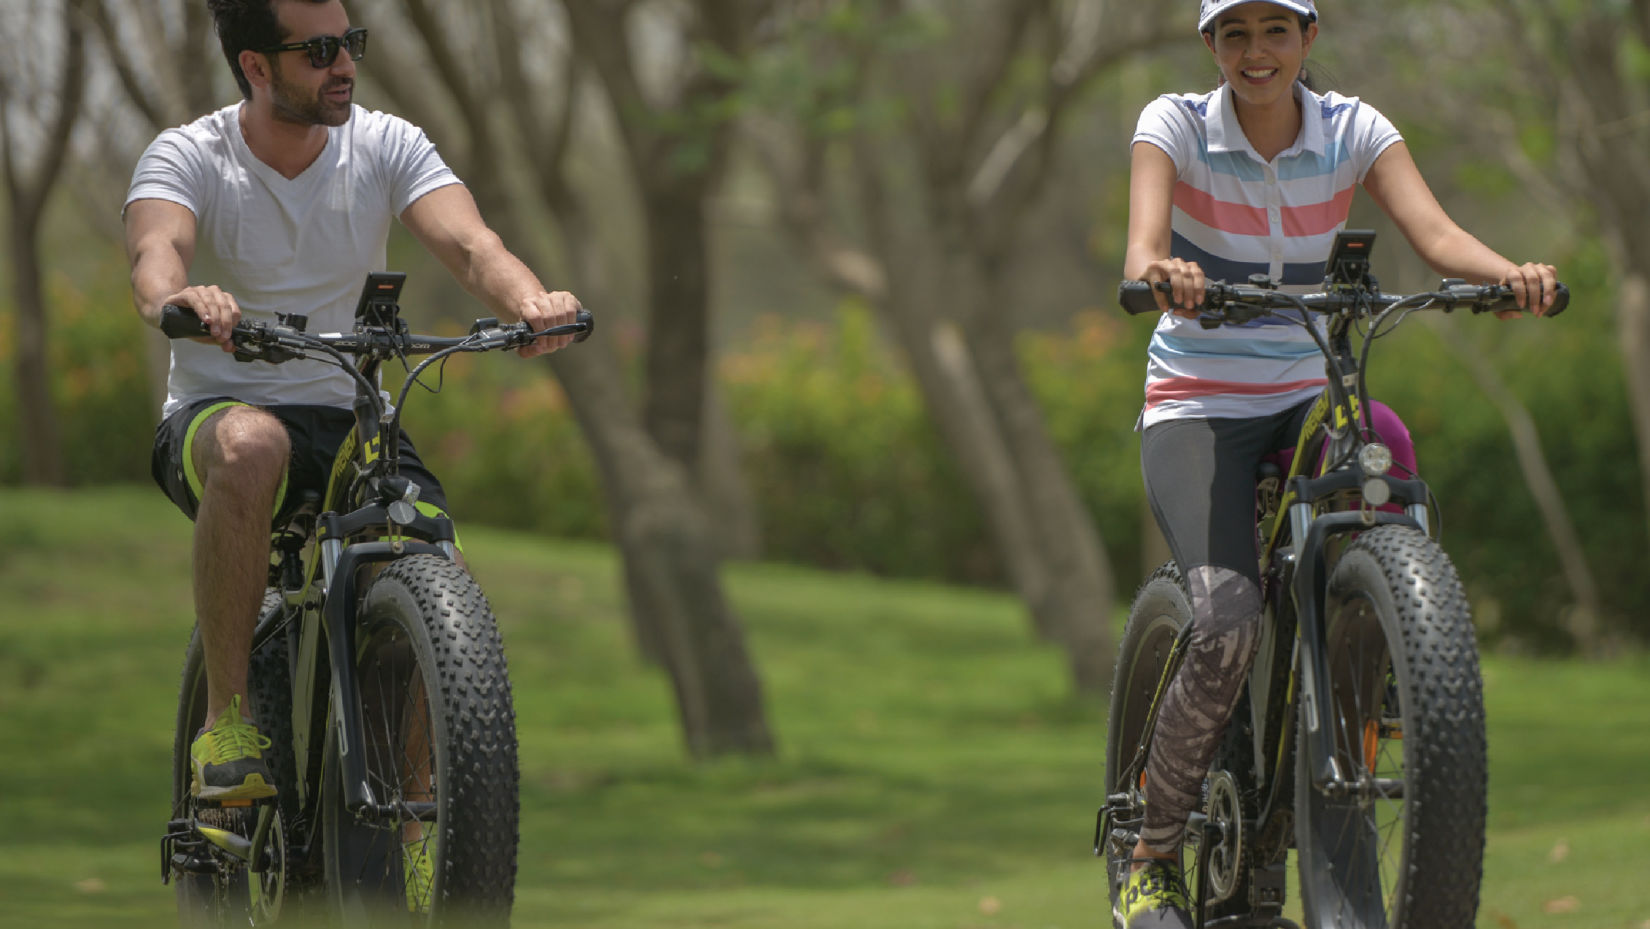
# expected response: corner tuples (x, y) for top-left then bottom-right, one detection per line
(1132, 81), (1402, 428)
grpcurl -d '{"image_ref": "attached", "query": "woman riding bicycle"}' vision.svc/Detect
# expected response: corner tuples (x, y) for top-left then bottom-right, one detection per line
(1118, 1), (1556, 925)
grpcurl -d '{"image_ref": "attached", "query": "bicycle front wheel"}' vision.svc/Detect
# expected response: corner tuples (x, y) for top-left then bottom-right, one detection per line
(322, 554), (518, 926)
(1296, 525), (1486, 927)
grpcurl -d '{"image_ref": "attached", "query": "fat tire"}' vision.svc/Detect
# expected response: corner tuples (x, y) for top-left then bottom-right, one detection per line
(171, 590), (302, 926)
(322, 555), (518, 926)
(1295, 525), (1486, 928)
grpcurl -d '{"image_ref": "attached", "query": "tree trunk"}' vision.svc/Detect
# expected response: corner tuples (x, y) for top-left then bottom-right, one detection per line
(961, 288), (1116, 691)
(7, 223), (66, 485)
(560, 0), (760, 566)
(552, 344), (775, 758)
(870, 238), (1114, 692)
(699, 377), (762, 560)
(1615, 272), (1650, 561)
(1, 3), (85, 487)
(642, 185), (712, 473)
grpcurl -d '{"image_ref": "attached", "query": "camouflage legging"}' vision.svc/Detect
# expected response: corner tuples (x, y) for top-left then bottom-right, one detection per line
(1136, 402), (1311, 853)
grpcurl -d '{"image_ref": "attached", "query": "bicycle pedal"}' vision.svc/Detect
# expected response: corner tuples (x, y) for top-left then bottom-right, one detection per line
(160, 821), (214, 883)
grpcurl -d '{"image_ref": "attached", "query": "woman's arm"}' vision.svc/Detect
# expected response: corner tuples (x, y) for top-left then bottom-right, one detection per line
(1362, 141), (1557, 313)
(1124, 141), (1202, 316)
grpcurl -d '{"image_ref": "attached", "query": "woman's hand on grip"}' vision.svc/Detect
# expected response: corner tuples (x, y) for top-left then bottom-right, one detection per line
(1499, 261), (1559, 318)
(1142, 258), (1205, 319)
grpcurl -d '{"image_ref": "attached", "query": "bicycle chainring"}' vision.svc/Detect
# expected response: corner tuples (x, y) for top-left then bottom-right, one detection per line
(1202, 769), (1246, 905)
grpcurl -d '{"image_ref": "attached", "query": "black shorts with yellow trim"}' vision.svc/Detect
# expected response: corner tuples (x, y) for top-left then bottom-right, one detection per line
(151, 397), (455, 536)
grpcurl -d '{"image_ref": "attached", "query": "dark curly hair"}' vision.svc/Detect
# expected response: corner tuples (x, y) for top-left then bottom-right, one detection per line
(207, 0), (332, 99)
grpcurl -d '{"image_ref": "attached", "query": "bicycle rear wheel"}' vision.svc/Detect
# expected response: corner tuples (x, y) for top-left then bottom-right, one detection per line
(171, 590), (301, 927)
(1296, 525), (1486, 927)
(322, 554), (518, 926)
(1105, 564), (1192, 922)
(1104, 562), (1269, 924)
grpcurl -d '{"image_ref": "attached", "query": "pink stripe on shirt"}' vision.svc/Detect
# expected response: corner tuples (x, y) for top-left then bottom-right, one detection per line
(1282, 187), (1356, 237)
(1145, 375), (1327, 409)
(1174, 182), (1269, 236)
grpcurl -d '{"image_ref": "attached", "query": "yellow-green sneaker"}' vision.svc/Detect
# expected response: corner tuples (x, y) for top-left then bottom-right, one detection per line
(189, 694), (277, 801)
(1120, 858), (1192, 928)
(404, 835), (435, 912)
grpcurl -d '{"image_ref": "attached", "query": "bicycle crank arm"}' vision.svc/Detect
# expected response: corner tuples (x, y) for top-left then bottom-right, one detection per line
(194, 822), (254, 861)
(189, 803), (276, 869)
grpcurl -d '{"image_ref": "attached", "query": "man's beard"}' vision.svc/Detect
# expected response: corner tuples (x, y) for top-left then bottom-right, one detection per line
(268, 60), (352, 127)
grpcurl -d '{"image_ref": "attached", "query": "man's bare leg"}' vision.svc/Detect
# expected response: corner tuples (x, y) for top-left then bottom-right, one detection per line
(191, 405), (289, 728)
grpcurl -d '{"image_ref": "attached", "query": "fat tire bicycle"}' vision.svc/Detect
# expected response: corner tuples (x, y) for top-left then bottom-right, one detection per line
(157, 272), (592, 927)
(1098, 231), (1567, 928)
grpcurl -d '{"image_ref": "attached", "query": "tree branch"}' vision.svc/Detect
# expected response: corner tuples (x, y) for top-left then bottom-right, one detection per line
(4, 2), (88, 226)
(562, 0), (655, 174)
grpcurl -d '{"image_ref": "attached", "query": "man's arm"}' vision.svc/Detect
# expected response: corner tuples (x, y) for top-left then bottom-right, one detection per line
(124, 198), (241, 349)
(400, 184), (580, 357)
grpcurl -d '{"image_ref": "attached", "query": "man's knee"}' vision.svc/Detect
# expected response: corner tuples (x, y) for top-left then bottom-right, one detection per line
(197, 407), (289, 488)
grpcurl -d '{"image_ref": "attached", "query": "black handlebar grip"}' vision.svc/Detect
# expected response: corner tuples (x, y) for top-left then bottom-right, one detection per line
(1544, 282), (1570, 318)
(1118, 280), (1163, 316)
(159, 304), (210, 339)
(574, 308), (595, 342)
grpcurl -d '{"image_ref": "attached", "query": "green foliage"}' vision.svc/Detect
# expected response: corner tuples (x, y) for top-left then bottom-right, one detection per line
(723, 303), (994, 582)
(0, 261), (156, 485)
(1021, 312), (1157, 585)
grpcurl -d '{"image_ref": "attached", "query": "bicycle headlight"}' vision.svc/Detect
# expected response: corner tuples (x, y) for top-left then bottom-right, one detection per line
(1359, 443), (1394, 477)
(1359, 442), (1394, 508)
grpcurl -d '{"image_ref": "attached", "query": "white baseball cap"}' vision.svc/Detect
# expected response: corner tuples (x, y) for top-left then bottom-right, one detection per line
(1198, 0), (1318, 33)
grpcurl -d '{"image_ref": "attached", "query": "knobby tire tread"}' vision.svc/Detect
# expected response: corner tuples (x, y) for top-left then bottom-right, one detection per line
(1298, 525), (1486, 928)
(326, 554), (518, 926)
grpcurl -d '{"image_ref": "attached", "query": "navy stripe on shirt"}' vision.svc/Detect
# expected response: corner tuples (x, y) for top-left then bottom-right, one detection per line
(1171, 232), (1326, 288)
(1170, 232), (1266, 285)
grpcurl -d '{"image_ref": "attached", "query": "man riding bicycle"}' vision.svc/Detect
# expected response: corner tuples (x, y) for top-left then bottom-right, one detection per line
(123, 0), (581, 810)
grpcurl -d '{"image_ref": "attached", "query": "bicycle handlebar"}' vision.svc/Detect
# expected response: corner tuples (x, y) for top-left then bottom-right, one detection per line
(159, 303), (595, 353)
(1117, 278), (1569, 320)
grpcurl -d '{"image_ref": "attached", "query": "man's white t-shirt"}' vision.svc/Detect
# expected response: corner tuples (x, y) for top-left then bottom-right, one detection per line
(126, 103), (461, 418)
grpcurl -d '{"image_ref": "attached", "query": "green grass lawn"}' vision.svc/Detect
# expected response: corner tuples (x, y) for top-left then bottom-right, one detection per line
(1, 486), (1646, 928)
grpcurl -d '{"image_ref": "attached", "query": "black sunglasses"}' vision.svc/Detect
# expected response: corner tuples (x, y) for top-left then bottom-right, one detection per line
(260, 26), (368, 69)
